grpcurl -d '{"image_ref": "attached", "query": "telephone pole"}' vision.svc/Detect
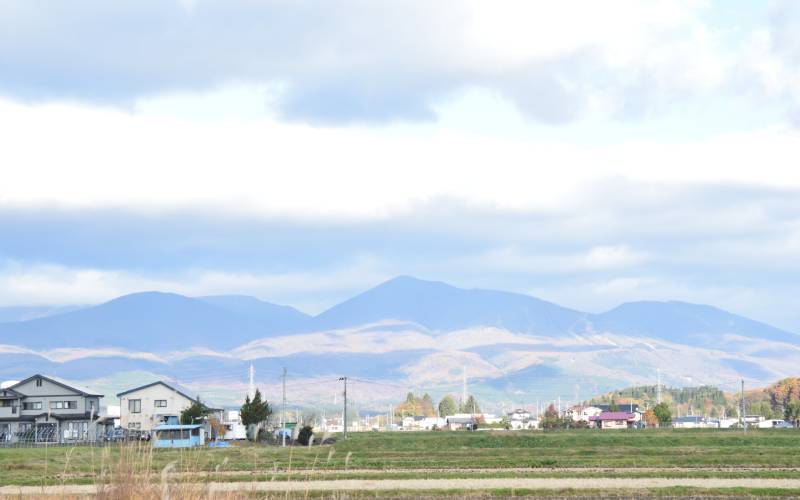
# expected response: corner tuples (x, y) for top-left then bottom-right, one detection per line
(741, 379), (746, 434)
(281, 368), (287, 447)
(248, 364), (255, 400)
(339, 377), (348, 439)
(462, 365), (467, 406)
(656, 369), (662, 404)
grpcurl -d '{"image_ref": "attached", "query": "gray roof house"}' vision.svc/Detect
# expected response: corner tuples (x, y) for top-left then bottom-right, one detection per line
(0, 374), (105, 444)
(117, 380), (223, 433)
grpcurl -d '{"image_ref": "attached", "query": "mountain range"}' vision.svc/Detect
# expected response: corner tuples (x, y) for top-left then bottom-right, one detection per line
(0, 276), (798, 408)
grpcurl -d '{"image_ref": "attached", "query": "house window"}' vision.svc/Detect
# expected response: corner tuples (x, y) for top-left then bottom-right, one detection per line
(128, 422), (141, 430)
(50, 401), (78, 410)
(23, 402), (42, 410)
(154, 400), (167, 408)
(129, 399), (141, 413)
(0, 400), (11, 407)
(35, 378), (42, 387)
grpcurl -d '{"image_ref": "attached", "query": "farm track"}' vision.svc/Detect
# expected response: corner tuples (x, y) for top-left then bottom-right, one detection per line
(5, 476), (800, 496)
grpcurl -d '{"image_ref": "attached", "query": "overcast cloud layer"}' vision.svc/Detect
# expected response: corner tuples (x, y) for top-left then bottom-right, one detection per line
(1, 0), (799, 124)
(1, 1), (800, 331)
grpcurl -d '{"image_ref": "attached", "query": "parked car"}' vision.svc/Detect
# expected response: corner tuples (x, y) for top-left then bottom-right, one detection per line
(106, 428), (126, 442)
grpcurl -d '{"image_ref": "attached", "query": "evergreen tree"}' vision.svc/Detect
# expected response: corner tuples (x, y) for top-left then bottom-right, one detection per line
(180, 397), (205, 425)
(240, 389), (273, 439)
(421, 393), (435, 416)
(438, 395), (458, 416)
(460, 395), (480, 414)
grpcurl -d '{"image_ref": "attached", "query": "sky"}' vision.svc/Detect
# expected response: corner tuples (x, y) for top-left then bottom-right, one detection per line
(2, 0), (800, 330)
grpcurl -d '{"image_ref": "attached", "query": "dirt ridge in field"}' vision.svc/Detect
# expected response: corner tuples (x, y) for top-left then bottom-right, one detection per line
(5, 476), (800, 496)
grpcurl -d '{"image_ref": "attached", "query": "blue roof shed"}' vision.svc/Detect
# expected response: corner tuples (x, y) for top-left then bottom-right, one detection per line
(153, 424), (205, 448)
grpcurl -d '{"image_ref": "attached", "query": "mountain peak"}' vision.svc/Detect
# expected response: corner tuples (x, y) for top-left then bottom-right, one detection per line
(313, 276), (583, 334)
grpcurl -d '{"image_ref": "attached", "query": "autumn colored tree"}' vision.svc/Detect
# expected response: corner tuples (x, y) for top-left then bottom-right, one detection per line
(540, 404), (566, 430)
(208, 416), (226, 440)
(643, 409), (659, 427)
(770, 378), (800, 415)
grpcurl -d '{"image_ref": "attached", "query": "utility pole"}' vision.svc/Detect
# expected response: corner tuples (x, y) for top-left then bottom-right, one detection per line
(339, 377), (348, 439)
(281, 368), (287, 447)
(657, 369), (662, 404)
(248, 364), (255, 400)
(741, 379), (746, 434)
(462, 365), (467, 407)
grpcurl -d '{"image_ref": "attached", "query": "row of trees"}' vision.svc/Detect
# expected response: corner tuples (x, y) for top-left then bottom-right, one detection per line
(394, 393), (482, 417)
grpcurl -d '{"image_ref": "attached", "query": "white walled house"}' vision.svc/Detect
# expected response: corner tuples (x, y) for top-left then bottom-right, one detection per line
(221, 410), (247, 440)
(0, 374), (104, 443)
(117, 381), (221, 432)
(566, 406), (602, 422)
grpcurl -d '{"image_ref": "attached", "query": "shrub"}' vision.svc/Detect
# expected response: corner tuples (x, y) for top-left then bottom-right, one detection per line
(297, 425), (314, 446)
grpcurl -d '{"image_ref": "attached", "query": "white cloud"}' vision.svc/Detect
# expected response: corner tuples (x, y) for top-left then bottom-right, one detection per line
(1, 97), (800, 218)
(460, 245), (649, 274)
(0, 0), (786, 124)
(0, 259), (387, 311)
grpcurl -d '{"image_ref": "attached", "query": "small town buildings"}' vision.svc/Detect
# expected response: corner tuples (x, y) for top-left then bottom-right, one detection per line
(589, 411), (636, 429)
(757, 419), (793, 429)
(117, 381), (222, 432)
(743, 415), (765, 427)
(400, 416), (446, 430)
(594, 403), (640, 413)
(0, 374), (104, 444)
(446, 416), (475, 430)
(673, 415), (707, 428)
(707, 418), (738, 429)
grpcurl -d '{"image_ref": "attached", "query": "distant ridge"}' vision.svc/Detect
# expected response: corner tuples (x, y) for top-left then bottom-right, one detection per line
(0, 276), (797, 351)
(592, 301), (800, 346)
(0, 291), (309, 350)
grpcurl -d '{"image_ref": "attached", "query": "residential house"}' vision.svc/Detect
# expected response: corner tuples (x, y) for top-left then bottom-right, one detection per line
(117, 381), (223, 432)
(445, 416), (475, 430)
(507, 409), (537, 430)
(589, 411), (636, 429)
(594, 403), (640, 413)
(757, 419), (793, 429)
(221, 410), (247, 440)
(0, 374), (104, 444)
(673, 415), (707, 428)
(565, 405), (602, 423)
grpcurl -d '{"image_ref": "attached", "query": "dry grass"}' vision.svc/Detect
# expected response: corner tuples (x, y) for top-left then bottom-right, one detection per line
(91, 443), (235, 499)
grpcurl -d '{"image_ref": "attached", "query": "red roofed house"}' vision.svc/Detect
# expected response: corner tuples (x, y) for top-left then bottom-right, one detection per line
(589, 411), (636, 429)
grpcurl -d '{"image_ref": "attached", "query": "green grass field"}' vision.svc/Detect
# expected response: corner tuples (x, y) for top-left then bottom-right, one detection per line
(1, 429), (799, 497)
